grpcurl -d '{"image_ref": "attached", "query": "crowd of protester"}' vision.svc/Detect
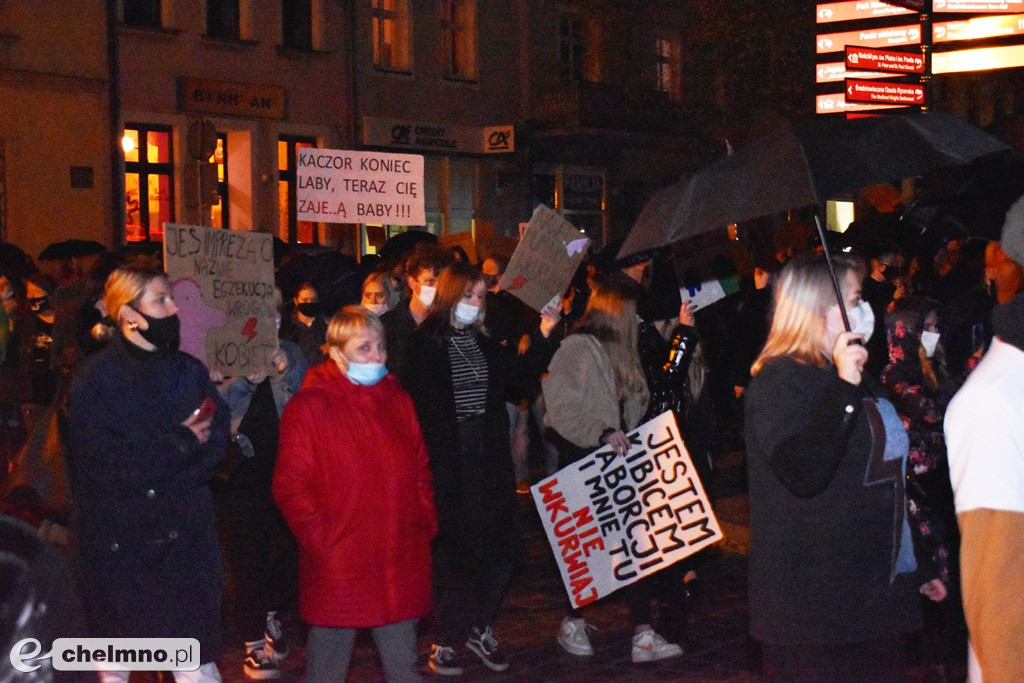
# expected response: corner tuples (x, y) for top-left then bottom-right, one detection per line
(1, 195), (1023, 682)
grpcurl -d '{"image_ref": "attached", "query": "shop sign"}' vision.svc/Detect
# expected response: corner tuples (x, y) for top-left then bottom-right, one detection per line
(180, 78), (285, 119)
(362, 117), (514, 154)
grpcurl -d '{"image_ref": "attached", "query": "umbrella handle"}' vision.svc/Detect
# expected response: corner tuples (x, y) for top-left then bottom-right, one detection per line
(814, 215), (854, 335)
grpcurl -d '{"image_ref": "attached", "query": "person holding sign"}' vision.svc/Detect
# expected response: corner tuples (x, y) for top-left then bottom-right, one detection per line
(401, 262), (558, 676)
(744, 254), (925, 681)
(273, 307), (436, 683)
(67, 266), (230, 682)
(542, 274), (685, 663)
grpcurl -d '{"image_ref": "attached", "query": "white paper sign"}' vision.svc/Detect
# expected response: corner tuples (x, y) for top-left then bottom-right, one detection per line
(296, 148), (425, 225)
(532, 411), (723, 608)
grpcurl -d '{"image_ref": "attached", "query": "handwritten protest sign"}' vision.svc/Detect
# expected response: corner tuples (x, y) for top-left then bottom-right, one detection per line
(499, 205), (588, 312)
(164, 223), (277, 375)
(532, 411), (723, 608)
(295, 148), (425, 225)
(679, 276), (741, 312)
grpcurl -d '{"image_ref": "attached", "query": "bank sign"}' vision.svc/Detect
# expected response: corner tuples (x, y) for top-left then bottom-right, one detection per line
(362, 117), (514, 154)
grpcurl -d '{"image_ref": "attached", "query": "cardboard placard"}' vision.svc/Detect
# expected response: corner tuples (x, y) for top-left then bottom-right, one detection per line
(164, 223), (277, 375)
(532, 411), (723, 608)
(679, 276), (741, 312)
(439, 230), (477, 263)
(296, 148), (425, 225)
(499, 205), (588, 312)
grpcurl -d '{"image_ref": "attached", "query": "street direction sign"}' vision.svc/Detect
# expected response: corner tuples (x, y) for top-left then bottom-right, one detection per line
(933, 14), (1024, 41)
(816, 92), (906, 113)
(934, 0), (1024, 12)
(816, 1), (915, 23)
(933, 42), (1024, 72)
(846, 45), (926, 72)
(817, 24), (922, 53)
(846, 78), (926, 104)
(882, 0), (927, 8)
(818, 61), (903, 82)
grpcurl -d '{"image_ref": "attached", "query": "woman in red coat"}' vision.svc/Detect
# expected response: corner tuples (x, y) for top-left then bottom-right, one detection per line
(273, 306), (437, 683)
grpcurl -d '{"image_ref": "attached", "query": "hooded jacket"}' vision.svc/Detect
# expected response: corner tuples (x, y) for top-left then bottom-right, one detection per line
(273, 360), (436, 628)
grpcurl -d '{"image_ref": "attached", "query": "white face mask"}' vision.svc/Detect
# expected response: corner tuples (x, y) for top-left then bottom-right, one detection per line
(417, 285), (436, 308)
(846, 300), (876, 342)
(921, 330), (941, 358)
(363, 303), (387, 316)
(454, 302), (480, 325)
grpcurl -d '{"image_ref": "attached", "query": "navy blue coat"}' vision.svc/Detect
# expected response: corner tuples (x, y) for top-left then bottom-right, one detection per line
(67, 334), (229, 663)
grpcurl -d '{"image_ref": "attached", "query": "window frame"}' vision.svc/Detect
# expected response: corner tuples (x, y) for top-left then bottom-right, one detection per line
(209, 133), (229, 229)
(441, 0), (477, 81)
(371, 0), (413, 74)
(278, 135), (318, 245)
(559, 14), (586, 84)
(123, 0), (162, 29)
(206, 0), (241, 40)
(654, 35), (682, 101)
(123, 122), (176, 243)
(281, 0), (313, 51)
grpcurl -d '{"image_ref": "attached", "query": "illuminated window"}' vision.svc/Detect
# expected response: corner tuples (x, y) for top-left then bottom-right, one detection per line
(208, 135), (228, 229)
(655, 37), (682, 100)
(442, 0), (477, 80)
(278, 136), (316, 244)
(208, 0), (240, 40)
(123, 124), (174, 243)
(282, 0), (313, 50)
(124, 0), (161, 28)
(372, 0), (412, 72)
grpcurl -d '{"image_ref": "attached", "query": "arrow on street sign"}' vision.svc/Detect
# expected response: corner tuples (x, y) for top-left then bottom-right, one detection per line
(846, 45), (926, 73)
(846, 78), (926, 105)
(816, 92), (905, 114)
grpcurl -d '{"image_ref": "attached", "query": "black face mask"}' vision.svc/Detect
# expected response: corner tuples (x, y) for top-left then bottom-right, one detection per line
(138, 312), (180, 352)
(296, 302), (321, 318)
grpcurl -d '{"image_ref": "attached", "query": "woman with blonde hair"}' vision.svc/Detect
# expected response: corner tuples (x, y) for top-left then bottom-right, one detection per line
(543, 274), (687, 662)
(744, 253), (927, 681)
(274, 306), (436, 682)
(68, 266), (229, 682)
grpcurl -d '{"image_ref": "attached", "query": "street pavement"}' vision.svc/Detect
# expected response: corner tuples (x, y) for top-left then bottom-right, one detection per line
(217, 455), (758, 682)
(213, 450), (957, 682)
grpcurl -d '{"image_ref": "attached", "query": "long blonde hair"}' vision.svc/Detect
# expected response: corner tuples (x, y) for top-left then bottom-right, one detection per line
(574, 278), (647, 400)
(751, 254), (863, 376)
(95, 266), (166, 341)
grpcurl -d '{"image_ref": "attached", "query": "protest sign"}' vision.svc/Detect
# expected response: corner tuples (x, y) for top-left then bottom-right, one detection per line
(499, 205), (588, 312)
(439, 230), (477, 263)
(679, 276), (741, 312)
(164, 223), (277, 375)
(532, 411), (723, 609)
(295, 148), (425, 225)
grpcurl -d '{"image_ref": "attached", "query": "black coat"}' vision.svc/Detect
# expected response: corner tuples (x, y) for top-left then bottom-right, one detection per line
(744, 357), (921, 645)
(67, 334), (230, 663)
(399, 318), (519, 572)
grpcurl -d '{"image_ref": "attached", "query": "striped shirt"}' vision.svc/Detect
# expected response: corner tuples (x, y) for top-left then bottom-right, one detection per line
(447, 327), (488, 422)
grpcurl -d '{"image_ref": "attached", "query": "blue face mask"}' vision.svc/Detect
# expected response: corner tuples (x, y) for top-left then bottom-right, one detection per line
(346, 360), (387, 386)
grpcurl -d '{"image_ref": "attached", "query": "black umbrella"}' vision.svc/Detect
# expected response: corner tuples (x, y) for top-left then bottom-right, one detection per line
(376, 229), (438, 267)
(38, 239), (106, 261)
(900, 154), (1024, 241)
(622, 111), (1008, 329)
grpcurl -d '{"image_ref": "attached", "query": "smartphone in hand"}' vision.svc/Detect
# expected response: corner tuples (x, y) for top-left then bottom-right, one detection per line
(193, 397), (217, 422)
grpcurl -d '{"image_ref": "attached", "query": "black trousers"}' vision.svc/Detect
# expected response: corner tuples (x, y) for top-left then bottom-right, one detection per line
(761, 636), (906, 683)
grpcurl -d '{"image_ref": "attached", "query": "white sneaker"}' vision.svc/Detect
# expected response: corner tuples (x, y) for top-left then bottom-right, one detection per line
(557, 616), (595, 657)
(631, 628), (684, 663)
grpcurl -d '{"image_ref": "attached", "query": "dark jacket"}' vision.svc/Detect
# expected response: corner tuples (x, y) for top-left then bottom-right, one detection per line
(67, 334), (230, 663)
(399, 318), (519, 572)
(381, 300), (418, 379)
(744, 357), (921, 645)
